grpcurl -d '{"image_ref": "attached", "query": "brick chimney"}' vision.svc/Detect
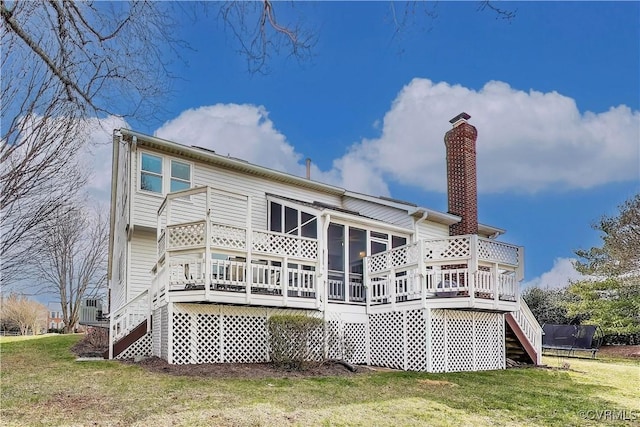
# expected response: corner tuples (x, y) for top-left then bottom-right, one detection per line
(444, 112), (478, 236)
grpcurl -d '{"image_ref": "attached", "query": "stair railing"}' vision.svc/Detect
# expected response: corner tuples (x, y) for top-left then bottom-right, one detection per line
(511, 298), (543, 364)
(108, 289), (150, 358)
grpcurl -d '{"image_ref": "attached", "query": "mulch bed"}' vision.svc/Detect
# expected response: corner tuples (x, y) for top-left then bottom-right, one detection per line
(71, 330), (639, 380)
(596, 345), (640, 358)
(125, 356), (364, 379)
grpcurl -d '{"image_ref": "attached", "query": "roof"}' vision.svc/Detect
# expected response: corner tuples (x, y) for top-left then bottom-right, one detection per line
(116, 128), (505, 235)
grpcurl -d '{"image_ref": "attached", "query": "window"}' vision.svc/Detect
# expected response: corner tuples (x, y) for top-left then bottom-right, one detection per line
(268, 201), (317, 238)
(140, 153), (192, 195)
(270, 202), (282, 232)
(170, 160), (191, 192)
(392, 235), (407, 248)
(140, 153), (162, 193)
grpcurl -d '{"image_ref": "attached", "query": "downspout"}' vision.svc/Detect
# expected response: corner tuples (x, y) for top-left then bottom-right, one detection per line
(413, 210), (429, 242)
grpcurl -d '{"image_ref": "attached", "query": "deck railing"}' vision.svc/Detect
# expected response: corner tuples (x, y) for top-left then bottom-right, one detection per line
(366, 235), (522, 307)
(110, 289), (149, 352)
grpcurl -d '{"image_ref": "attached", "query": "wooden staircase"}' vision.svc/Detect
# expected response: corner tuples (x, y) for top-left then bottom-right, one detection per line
(505, 313), (538, 365)
(104, 318), (149, 359)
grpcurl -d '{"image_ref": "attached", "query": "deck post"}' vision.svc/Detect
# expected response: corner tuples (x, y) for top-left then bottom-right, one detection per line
(245, 196), (253, 304)
(424, 308), (432, 372)
(363, 257), (370, 314)
(418, 241), (427, 309)
(322, 214), (331, 313)
(315, 216), (323, 309)
(282, 256), (289, 306)
(204, 187), (212, 301)
(390, 267), (397, 311)
(493, 262), (500, 307)
(468, 235), (478, 307)
(164, 198), (172, 304)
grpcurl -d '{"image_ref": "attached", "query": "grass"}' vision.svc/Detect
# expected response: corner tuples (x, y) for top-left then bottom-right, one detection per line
(1, 335), (638, 427)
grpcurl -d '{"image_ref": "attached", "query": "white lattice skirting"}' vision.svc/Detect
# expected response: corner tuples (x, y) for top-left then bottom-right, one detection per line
(166, 304), (367, 365)
(115, 332), (153, 360)
(119, 304), (505, 372)
(430, 309), (505, 372)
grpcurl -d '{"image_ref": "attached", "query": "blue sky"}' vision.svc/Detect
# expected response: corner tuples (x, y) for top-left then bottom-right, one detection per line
(89, 1), (639, 288)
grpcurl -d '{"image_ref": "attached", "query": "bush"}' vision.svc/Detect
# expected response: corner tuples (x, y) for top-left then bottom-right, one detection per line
(267, 315), (324, 370)
(602, 333), (640, 346)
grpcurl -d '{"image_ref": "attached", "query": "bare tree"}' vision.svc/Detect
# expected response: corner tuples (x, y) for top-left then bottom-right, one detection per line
(35, 204), (108, 333)
(1, 0), (513, 287)
(0, 293), (48, 335)
(217, 1), (316, 74)
(0, 1), (180, 286)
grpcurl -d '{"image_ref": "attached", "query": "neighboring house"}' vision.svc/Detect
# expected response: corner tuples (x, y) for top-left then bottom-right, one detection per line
(47, 303), (64, 331)
(107, 113), (542, 371)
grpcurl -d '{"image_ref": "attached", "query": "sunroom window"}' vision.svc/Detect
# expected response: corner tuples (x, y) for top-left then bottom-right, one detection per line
(140, 153), (163, 193)
(268, 201), (317, 238)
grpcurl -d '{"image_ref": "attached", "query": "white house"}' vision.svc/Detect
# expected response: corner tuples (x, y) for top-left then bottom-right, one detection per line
(107, 113), (542, 372)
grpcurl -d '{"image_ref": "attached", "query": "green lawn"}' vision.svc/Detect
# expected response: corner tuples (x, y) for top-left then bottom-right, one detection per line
(1, 335), (638, 426)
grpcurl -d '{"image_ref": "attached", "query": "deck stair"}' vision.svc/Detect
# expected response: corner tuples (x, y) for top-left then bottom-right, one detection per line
(504, 299), (543, 365)
(106, 319), (149, 359)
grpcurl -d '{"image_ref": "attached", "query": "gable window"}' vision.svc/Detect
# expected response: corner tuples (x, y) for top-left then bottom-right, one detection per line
(140, 153), (163, 193)
(170, 160), (191, 192)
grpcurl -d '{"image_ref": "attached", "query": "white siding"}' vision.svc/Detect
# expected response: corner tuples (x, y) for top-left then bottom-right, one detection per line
(342, 197), (413, 229)
(416, 221), (450, 240)
(131, 150), (342, 231)
(128, 229), (157, 299)
(110, 137), (131, 311)
(195, 164), (341, 231)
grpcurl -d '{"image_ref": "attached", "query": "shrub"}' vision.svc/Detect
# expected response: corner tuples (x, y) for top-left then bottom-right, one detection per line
(267, 315), (324, 370)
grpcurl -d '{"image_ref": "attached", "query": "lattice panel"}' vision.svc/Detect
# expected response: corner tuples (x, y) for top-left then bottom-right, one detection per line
(430, 311), (447, 373)
(406, 310), (427, 371)
(211, 223), (246, 250)
(197, 314), (220, 363)
(116, 332), (152, 360)
(474, 313), (504, 371)
(343, 323), (367, 364)
(152, 308), (162, 357)
(326, 320), (343, 360)
(478, 239), (519, 265)
(446, 311), (475, 372)
(223, 314), (268, 363)
(168, 222), (205, 249)
(367, 252), (389, 274)
(161, 306), (168, 360)
(252, 231), (317, 260)
(172, 312), (193, 364)
(158, 232), (166, 259)
(424, 237), (470, 261)
(370, 311), (404, 370)
(391, 243), (419, 268)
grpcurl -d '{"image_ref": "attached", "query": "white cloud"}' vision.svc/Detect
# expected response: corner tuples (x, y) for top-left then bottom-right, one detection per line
(82, 115), (128, 201)
(331, 79), (640, 195)
(155, 104), (312, 178)
(148, 80), (639, 198)
(523, 258), (587, 289)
